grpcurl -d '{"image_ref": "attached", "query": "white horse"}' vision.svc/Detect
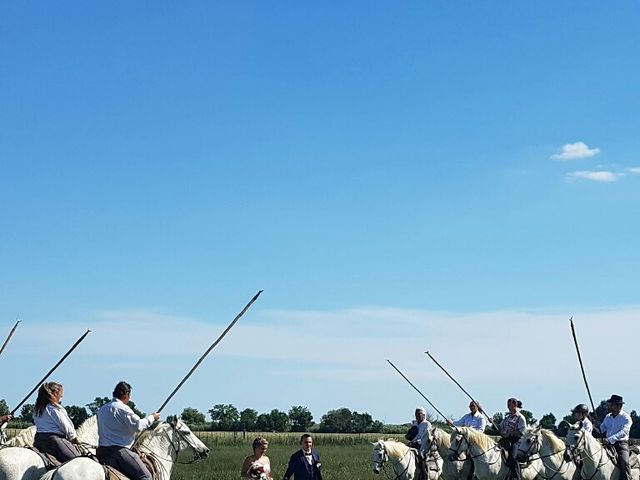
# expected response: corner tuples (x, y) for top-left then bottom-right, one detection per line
(565, 423), (639, 480)
(448, 427), (545, 480)
(372, 439), (443, 480)
(516, 426), (578, 480)
(423, 426), (472, 480)
(0, 415), (98, 480)
(39, 417), (209, 480)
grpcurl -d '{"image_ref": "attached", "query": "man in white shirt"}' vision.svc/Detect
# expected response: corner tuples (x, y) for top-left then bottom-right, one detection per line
(96, 381), (161, 480)
(596, 394), (632, 480)
(406, 407), (432, 449)
(448, 401), (487, 432)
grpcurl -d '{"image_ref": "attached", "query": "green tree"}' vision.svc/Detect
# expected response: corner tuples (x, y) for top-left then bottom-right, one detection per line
(255, 413), (272, 431)
(127, 401), (145, 418)
(485, 412), (503, 436)
(66, 405), (90, 428)
(180, 407), (206, 425)
(0, 399), (9, 416)
(20, 404), (34, 423)
(352, 412), (374, 433)
(521, 409), (537, 426)
(539, 413), (556, 430)
(594, 400), (609, 424)
(240, 408), (258, 431)
(289, 406), (313, 432)
(269, 409), (291, 432)
(209, 404), (239, 431)
(630, 410), (640, 439)
(86, 397), (110, 414)
(319, 408), (354, 433)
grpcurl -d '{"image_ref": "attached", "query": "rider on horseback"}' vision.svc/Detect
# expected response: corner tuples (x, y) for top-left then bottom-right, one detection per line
(447, 401), (487, 432)
(594, 394), (632, 480)
(406, 407), (432, 451)
(498, 398), (526, 480)
(96, 381), (161, 480)
(33, 382), (82, 463)
(571, 404), (593, 433)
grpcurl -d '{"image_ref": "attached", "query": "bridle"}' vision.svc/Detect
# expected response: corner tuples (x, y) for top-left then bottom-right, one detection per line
(137, 421), (207, 467)
(449, 429), (500, 463)
(448, 430), (469, 462)
(373, 442), (413, 480)
(568, 429), (611, 480)
(517, 431), (572, 480)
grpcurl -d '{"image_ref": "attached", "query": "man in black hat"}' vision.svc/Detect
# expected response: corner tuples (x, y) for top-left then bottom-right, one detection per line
(597, 394), (632, 480)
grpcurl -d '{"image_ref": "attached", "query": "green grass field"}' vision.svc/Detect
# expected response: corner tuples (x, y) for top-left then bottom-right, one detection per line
(171, 432), (404, 480)
(5, 429), (403, 479)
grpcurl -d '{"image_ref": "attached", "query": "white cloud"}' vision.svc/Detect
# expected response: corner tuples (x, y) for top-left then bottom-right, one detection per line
(551, 142), (600, 160)
(628, 167), (640, 174)
(7, 305), (640, 423)
(566, 170), (619, 182)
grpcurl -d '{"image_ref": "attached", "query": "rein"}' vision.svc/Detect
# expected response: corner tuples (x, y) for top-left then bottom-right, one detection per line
(518, 433), (572, 480)
(377, 443), (414, 480)
(572, 432), (611, 480)
(450, 431), (502, 465)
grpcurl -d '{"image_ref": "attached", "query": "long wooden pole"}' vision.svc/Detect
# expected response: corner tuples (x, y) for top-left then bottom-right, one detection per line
(157, 290), (263, 413)
(386, 359), (448, 421)
(11, 329), (91, 416)
(425, 350), (500, 432)
(569, 317), (597, 414)
(0, 319), (21, 357)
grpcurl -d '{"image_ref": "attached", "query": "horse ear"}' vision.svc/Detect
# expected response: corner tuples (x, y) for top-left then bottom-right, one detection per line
(371, 442), (377, 446)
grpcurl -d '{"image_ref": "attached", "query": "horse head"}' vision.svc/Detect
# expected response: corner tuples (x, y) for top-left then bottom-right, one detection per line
(168, 417), (209, 460)
(423, 425), (436, 451)
(448, 427), (469, 462)
(371, 440), (388, 474)
(137, 417), (209, 464)
(563, 422), (584, 463)
(516, 426), (543, 462)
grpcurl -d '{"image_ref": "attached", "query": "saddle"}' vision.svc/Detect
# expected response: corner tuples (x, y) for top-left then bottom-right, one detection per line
(102, 449), (159, 480)
(411, 447), (441, 480)
(601, 444), (640, 470)
(24, 446), (62, 470)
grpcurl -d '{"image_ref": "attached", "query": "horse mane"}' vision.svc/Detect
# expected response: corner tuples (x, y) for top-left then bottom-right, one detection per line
(462, 427), (495, 451)
(7, 425), (36, 446)
(540, 429), (565, 452)
(134, 421), (169, 447)
(431, 427), (451, 448)
(76, 415), (99, 445)
(383, 439), (410, 459)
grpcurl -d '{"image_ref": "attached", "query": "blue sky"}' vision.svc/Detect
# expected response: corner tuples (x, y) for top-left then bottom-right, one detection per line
(1, 1), (639, 424)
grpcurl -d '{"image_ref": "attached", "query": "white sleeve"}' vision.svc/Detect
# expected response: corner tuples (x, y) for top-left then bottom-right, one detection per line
(53, 407), (77, 440)
(117, 408), (153, 432)
(607, 416), (631, 443)
(479, 415), (487, 432)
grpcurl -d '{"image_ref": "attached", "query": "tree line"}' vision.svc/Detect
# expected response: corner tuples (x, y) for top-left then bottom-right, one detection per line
(4, 397), (639, 436)
(0, 398), (384, 433)
(186, 405), (385, 433)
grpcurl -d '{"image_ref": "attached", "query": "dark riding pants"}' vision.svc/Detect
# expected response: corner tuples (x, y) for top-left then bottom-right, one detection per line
(34, 432), (80, 463)
(97, 445), (152, 480)
(614, 441), (630, 480)
(498, 437), (521, 480)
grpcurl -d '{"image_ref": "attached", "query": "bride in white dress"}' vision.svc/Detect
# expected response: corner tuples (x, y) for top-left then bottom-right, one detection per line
(241, 437), (272, 480)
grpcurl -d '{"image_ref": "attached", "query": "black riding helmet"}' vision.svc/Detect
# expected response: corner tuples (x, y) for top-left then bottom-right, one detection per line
(572, 404), (589, 414)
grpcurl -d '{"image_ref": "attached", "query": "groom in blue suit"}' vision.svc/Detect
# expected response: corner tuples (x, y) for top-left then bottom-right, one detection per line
(282, 434), (322, 480)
